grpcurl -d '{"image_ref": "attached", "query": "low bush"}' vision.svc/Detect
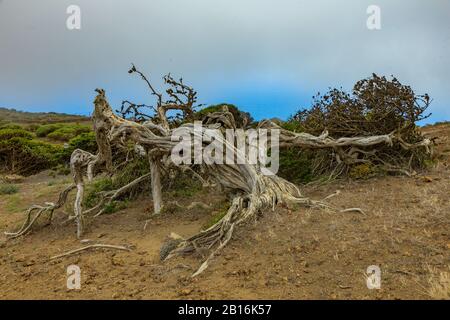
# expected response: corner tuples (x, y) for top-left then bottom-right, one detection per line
(194, 103), (253, 128)
(56, 132), (98, 163)
(36, 123), (91, 141)
(35, 123), (64, 137)
(0, 123), (23, 130)
(68, 132), (97, 154)
(83, 177), (114, 208)
(165, 169), (203, 197)
(289, 74), (432, 178)
(0, 122), (96, 176)
(277, 148), (314, 185)
(0, 136), (64, 175)
(0, 128), (33, 140)
(0, 184), (19, 195)
(46, 124), (91, 141)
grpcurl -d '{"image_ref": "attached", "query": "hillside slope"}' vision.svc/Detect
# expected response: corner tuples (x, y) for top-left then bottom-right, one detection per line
(0, 107), (89, 124)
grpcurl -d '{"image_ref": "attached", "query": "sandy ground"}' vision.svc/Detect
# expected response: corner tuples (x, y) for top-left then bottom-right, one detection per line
(0, 124), (449, 299)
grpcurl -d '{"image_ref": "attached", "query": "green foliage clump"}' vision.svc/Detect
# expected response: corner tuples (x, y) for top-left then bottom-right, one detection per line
(35, 123), (64, 137)
(56, 132), (98, 163)
(115, 158), (150, 186)
(83, 177), (114, 208)
(0, 128), (33, 140)
(25, 124), (40, 132)
(101, 201), (129, 214)
(0, 120), (95, 175)
(0, 184), (19, 195)
(84, 159), (150, 209)
(46, 124), (91, 141)
(68, 132), (97, 153)
(0, 123), (23, 130)
(281, 120), (304, 133)
(50, 164), (71, 176)
(36, 123), (91, 141)
(289, 74), (432, 177)
(292, 74), (430, 138)
(194, 103), (253, 128)
(277, 148), (314, 184)
(0, 133), (64, 175)
(166, 169), (203, 197)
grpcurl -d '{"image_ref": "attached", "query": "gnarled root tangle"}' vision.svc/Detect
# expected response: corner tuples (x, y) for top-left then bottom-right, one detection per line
(4, 184), (76, 239)
(163, 174), (327, 277)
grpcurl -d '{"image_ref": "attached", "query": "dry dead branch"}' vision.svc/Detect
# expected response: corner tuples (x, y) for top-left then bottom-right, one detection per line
(50, 244), (131, 260)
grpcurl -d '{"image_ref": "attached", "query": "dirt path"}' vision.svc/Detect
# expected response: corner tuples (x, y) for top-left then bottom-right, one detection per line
(0, 125), (449, 299)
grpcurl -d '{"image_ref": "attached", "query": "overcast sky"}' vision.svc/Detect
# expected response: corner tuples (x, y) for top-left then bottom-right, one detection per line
(0, 0), (449, 123)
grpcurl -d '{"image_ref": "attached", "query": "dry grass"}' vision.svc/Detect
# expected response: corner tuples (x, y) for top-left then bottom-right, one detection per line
(427, 266), (450, 300)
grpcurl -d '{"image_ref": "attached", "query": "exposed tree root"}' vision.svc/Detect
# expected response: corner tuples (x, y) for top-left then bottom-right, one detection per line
(4, 185), (76, 239)
(163, 175), (329, 276)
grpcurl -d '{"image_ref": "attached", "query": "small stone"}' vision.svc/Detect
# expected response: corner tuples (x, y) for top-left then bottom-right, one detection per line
(111, 256), (124, 266)
(179, 288), (193, 296)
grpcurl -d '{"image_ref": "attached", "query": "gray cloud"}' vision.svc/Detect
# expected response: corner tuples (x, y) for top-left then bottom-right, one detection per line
(0, 0), (449, 122)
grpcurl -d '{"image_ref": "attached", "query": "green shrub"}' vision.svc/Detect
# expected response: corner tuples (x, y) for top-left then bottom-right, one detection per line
(84, 178), (130, 212)
(46, 125), (91, 141)
(0, 184), (19, 195)
(56, 132), (98, 163)
(0, 123), (94, 175)
(83, 177), (114, 208)
(114, 158), (149, 186)
(103, 200), (129, 214)
(281, 120), (304, 133)
(0, 123), (23, 130)
(69, 132), (97, 153)
(288, 74), (432, 178)
(194, 103), (253, 128)
(166, 169), (203, 197)
(51, 164), (71, 176)
(0, 136), (64, 175)
(35, 123), (64, 137)
(0, 128), (33, 140)
(35, 123), (91, 141)
(25, 124), (40, 132)
(277, 148), (314, 184)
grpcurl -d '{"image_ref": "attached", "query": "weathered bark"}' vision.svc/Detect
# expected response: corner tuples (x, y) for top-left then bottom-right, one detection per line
(149, 157), (163, 214)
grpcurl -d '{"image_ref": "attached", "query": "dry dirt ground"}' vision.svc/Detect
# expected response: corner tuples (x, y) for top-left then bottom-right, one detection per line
(0, 124), (449, 300)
